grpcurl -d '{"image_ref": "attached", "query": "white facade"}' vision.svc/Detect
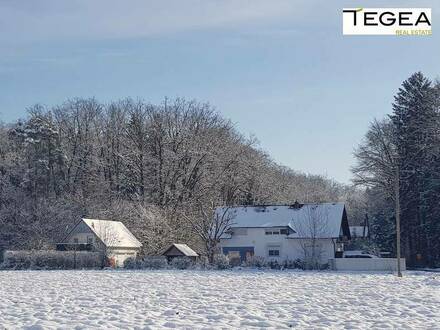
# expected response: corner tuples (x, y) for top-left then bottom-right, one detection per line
(106, 248), (139, 267)
(219, 227), (336, 264)
(217, 203), (350, 264)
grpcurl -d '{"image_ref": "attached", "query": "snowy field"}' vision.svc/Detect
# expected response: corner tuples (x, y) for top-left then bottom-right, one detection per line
(0, 270), (439, 329)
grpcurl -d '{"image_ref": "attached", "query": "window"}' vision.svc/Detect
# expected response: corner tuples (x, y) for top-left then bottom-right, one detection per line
(280, 229), (288, 235)
(267, 245), (281, 257)
(265, 230), (280, 235)
(87, 236), (93, 244)
(73, 238), (78, 243)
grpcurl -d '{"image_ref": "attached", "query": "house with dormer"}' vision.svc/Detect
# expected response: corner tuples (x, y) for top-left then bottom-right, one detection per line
(218, 202), (351, 265)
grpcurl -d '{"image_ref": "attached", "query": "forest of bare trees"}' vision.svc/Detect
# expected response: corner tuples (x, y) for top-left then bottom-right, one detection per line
(2, 73), (439, 268)
(0, 98), (350, 256)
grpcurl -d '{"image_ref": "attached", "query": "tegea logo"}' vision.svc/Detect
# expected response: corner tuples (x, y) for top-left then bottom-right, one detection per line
(343, 8), (432, 35)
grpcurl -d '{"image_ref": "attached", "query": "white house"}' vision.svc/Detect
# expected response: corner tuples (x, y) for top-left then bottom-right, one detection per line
(58, 218), (142, 267)
(218, 202), (351, 265)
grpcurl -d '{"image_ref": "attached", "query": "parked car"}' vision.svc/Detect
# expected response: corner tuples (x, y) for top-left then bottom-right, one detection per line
(343, 250), (379, 258)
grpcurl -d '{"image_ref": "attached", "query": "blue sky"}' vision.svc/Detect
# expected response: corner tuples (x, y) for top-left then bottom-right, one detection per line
(1, 1), (439, 183)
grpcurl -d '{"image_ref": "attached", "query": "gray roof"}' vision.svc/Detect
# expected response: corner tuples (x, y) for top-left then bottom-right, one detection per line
(217, 203), (346, 239)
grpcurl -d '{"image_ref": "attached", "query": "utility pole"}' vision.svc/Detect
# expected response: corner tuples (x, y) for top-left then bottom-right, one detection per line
(395, 164), (402, 277)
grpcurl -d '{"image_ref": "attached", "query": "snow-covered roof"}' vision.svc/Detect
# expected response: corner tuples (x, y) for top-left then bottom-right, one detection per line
(164, 244), (199, 257)
(217, 203), (346, 239)
(82, 218), (142, 248)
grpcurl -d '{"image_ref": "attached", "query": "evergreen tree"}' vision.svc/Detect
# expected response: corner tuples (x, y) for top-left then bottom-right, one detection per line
(390, 72), (438, 266)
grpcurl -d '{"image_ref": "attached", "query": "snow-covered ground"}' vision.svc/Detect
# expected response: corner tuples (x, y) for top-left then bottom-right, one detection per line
(0, 270), (439, 329)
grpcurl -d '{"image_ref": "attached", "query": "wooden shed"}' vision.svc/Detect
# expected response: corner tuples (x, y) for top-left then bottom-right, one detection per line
(162, 243), (199, 261)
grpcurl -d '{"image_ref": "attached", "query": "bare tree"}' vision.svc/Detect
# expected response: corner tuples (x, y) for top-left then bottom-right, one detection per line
(0, 97), (353, 257)
(352, 119), (397, 194)
(183, 200), (235, 263)
(295, 205), (330, 270)
(132, 203), (174, 255)
(352, 118), (404, 276)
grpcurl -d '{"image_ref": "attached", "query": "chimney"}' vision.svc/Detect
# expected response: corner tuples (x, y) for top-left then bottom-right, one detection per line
(289, 200), (303, 209)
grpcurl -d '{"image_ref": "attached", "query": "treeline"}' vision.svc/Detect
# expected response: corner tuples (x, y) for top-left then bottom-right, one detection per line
(0, 98), (348, 254)
(353, 72), (440, 267)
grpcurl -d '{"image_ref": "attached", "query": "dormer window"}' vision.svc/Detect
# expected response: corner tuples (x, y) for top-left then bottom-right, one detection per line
(265, 229), (280, 235)
(266, 228), (289, 235)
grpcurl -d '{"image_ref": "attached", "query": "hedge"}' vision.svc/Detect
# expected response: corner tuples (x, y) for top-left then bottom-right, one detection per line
(1, 250), (102, 270)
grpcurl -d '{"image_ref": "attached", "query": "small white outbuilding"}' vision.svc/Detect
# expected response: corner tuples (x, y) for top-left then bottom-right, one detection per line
(58, 218), (142, 267)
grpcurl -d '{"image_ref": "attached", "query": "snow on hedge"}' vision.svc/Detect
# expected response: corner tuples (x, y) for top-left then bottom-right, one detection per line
(0, 270), (439, 329)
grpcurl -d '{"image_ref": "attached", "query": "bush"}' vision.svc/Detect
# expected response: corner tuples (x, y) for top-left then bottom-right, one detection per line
(213, 254), (231, 270)
(283, 259), (303, 269)
(140, 256), (168, 269)
(33, 251), (62, 269)
(301, 258), (329, 271)
(170, 257), (193, 269)
(123, 257), (140, 269)
(194, 256), (209, 269)
(0, 250), (102, 270)
(1, 251), (32, 270)
(124, 256), (168, 269)
(319, 262), (329, 270)
(268, 259), (282, 270)
(243, 256), (267, 268)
